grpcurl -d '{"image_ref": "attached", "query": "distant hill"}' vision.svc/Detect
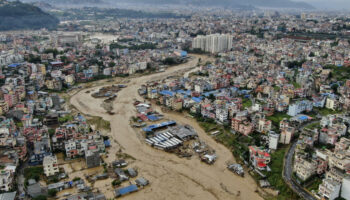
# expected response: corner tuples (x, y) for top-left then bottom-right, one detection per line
(110, 0), (313, 9)
(19, 0), (312, 9)
(47, 0), (104, 4)
(20, 0), (105, 5)
(0, 0), (59, 31)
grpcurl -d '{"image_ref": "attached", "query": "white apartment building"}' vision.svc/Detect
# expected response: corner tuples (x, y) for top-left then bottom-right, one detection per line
(328, 152), (350, 171)
(0, 170), (13, 191)
(192, 34), (233, 54)
(293, 158), (317, 181)
(43, 155), (59, 177)
(0, 52), (23, 66)
(269, 132), (279, 150)
(318, 179), (341, 200)
(287, 100), (313, 116)
(258, 119), (272, 133)
(215, 108), (228, 123)
(341, 177), (350, 200)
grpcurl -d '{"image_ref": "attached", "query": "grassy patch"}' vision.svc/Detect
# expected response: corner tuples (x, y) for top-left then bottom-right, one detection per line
(306, 177), (322, 192)
(198, 121), (217, 132)
(242, 98), (253, 109)
(325, 64), (350, 82)
(305, 122), (320, 130)
(267, 112), (291, 127)
(87, 116), (111, 131)
(58, 115), (74, 123)
(267, 147), (299, 200)
(315, 108), (342, 116)
(24, 166), (43, 186)
(274, 86), (280, 92)
(291, 81), (301, 88)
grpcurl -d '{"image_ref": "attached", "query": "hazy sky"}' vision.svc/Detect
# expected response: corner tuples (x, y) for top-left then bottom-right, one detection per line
(292, 0), (350, 9)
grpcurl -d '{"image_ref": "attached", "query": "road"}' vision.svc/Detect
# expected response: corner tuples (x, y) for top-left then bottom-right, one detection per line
(283, 121), (318, 200)
(16, 160), (28, 199)
(70, 54), (262, 200)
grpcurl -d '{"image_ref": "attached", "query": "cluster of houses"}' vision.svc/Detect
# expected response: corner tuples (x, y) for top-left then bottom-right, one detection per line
(293, 114), (350, 200)
(1, 6), (350, 200)
(134, 101), (218, 164)
(0, 54), (111, 198)
(0, 28), (190, 94)
(111, 160), (150, 198)
(136, 24), (350, 197)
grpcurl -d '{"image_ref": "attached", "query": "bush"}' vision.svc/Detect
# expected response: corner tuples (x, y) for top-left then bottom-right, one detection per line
(58, 115), (74, 123)
(72, 177), (81, 182)
(48, 189), (57, 197)
(24, 166), (43, 184)
(267, 147), (298, 199)
(112, 180), (121, 186)
(33, 195), (47, 200)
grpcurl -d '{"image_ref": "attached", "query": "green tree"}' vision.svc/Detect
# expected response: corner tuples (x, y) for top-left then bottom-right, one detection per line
(108, 62), (116, 68)
(33, 195), (47, 200)
(208, 94), (216, 101)
(48, 189), (57, 197)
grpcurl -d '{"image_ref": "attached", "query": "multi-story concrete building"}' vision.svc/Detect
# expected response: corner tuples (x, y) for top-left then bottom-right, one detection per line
(192, 34), (233, 54)
(215, 108), (228, 123)
(318, 179), (341, 200)
(268, 132), (279, 150)
(328, 152), (350, 171)
(341, 177), (350, 200)
(43, 155), (59, 177)
(293, 158), (317, 181)
(85, 150), (100, 168)
(325, 167), (346, 183)
(287, 100), (313, 116)
(279, 127), (294, 144)
(0, 170), (13, 191)
(258, 119), (272, 133)
(248, 146), (271, 170)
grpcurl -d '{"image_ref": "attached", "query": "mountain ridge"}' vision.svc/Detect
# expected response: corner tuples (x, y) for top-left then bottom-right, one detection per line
(0, 0), (59, 31)
(109, 0), (313, 9)
(19, 0), (313, 9)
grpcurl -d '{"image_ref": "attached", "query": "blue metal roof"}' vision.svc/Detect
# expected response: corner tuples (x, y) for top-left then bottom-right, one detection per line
(192, 97), (202, 103)
(203, 90), (218, 97)
(298, 115), (308, 120)
(8, 63), (21, 68)
(147, 115), (159, 121)
(143, 121), (176, 132)
(176, 90), (191, 96)
(50, 61), (63, 65)
(159, 90), (174, 96)
(104, 140), (111, 147)
(118, 184), (138, 195)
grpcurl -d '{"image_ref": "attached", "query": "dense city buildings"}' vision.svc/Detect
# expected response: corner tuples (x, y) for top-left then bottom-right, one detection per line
(192, 34), (233, 53)
(1, 1), (350, 199)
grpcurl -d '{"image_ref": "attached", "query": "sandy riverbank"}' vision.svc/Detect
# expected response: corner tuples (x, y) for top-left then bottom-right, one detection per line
(70, 54), (263, 200)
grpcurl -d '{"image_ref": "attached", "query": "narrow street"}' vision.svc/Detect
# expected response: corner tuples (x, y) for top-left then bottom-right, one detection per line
(283, 121), (318, 200)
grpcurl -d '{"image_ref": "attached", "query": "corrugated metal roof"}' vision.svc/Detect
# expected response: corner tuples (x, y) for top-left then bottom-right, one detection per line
(0, 192), (16, 200)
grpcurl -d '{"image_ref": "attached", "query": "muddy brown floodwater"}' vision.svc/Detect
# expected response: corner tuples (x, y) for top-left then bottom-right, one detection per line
(70, 55), (263, 200)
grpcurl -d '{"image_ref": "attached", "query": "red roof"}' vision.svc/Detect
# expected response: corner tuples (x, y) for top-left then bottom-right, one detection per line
(258, 162), (267, 168)
(89, 146), (97, 150)
(137, 114), (148, 121)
